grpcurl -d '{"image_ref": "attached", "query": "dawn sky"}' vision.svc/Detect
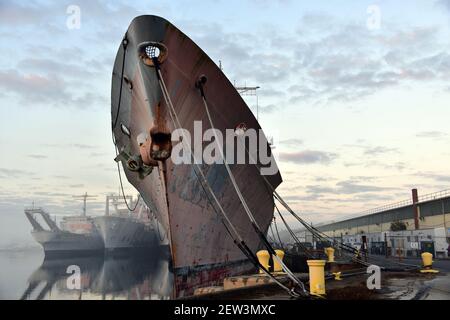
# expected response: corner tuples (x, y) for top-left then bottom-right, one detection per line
(1, 0), (449, 246)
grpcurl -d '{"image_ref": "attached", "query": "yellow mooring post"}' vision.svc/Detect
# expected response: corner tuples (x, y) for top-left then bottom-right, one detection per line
(355, 249), (361, 260)
(420, 252), (439, 273)
(257, 250), (270, 274)
(332, 272), (342, 281)
(324, 247), (335, 263)
(272, 250), (285, 273)
(307, 260), (326, 296)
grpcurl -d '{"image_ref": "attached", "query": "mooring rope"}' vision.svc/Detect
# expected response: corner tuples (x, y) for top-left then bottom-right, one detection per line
(273, 216), (285, 251)
(208, 104), (392, 268)
(152, 61), (304, 298)
(268, 224), (278, 246)
(112, 36), (128, 130)
(274, 203), (314, 258)
(110, 35), (143, 212)
(195, 78), (307, 294)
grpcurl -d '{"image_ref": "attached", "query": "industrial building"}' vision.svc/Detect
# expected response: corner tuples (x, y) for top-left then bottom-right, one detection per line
(304, 189), (450, 258)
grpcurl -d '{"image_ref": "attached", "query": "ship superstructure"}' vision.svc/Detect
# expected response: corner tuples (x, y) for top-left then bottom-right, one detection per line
(24, 207), (103, 255)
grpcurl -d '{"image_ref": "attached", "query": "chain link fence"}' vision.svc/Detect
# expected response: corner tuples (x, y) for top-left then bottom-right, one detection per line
(339, 230), (450, 259)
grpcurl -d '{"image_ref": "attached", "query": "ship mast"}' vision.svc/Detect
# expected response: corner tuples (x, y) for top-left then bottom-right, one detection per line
(235, 86), (259, 120)
(73, 192), (97, 217)
(234, 83), (273, 147)
(220, 61), (260, 121)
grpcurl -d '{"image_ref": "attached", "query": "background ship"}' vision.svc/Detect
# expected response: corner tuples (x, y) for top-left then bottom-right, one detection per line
(94, 194), (164, 252)
(24, 204), (103, 256)
(111, 15), (282, 285)
(26, 192), (165, 255)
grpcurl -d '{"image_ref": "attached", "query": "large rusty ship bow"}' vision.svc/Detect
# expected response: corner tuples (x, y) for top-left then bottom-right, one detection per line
(111, 15), (282, 296)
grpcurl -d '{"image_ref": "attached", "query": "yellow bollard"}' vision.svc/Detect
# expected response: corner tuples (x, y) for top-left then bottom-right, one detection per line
(420, 252), (439, 273)
(272, 250), (285, 273)
(256, 250), (270, 274)
(422, 252), (433, 267)
(324, 247), (335, 263)
(355, 249), (361, 259)
(307, 260), (326, 296)
(332, 272), (342, 281)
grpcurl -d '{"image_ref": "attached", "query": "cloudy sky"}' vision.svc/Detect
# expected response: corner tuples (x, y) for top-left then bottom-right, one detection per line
(1, 0), (450, 246)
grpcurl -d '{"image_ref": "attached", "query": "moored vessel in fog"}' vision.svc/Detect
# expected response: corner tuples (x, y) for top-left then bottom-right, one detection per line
(24, 207), (104, 256)
(94, 194), (163, 251)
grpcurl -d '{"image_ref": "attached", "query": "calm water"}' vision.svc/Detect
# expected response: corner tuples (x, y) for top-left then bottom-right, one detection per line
(0, 246), (173, 300)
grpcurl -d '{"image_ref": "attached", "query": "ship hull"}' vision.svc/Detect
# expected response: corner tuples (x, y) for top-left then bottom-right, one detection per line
(112, 15), (282, 274)
(94, 216), (158, 251)
(173, 258), (256, 298)
(32, 230), (104, 256)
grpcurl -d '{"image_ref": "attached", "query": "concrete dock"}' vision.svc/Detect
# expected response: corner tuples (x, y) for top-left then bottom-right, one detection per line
(187, 257), (450, 300)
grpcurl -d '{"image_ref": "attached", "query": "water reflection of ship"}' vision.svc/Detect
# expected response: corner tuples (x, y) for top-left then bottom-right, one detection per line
(92, 248), (172, 299)
(20, 246), (173, 300)
(20, 256), (103, 300)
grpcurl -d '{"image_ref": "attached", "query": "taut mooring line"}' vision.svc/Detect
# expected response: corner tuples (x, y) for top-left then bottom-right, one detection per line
(152, 63), (304, 298)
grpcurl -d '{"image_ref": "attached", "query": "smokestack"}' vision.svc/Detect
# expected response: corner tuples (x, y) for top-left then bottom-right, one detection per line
(412, 188), (419, 229)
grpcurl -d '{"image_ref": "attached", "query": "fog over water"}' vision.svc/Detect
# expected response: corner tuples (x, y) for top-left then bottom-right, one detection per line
(0, 247), (173, 300)
(0, 249), (44, 299)
(0, 205), (38, 249)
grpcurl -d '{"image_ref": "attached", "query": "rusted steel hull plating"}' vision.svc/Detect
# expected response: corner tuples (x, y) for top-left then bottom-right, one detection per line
(111, 15), (282, 284)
